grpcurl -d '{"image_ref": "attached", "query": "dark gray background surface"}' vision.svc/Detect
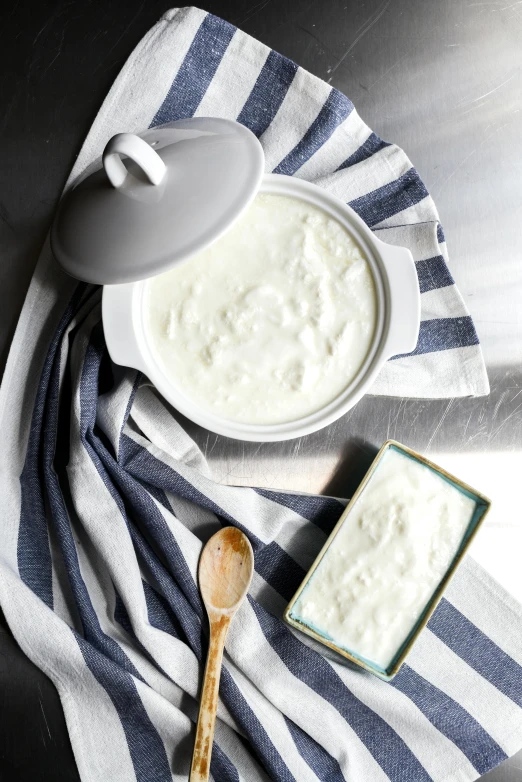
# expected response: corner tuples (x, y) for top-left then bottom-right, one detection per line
(1, 0), (521, 779)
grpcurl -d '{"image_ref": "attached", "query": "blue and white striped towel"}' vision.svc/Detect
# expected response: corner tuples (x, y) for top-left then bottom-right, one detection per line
(2, 8), (519, 782)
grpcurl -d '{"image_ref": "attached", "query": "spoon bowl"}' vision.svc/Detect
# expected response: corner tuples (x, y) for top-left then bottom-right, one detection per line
(199, 526), (254, 613)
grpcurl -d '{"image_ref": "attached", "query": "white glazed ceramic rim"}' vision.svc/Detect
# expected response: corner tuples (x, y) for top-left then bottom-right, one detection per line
(131, 174), (396, 442)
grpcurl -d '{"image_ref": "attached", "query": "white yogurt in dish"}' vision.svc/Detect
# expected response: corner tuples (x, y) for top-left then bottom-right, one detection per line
(144, 193), (377, 425)
(291, 448), (477, 670)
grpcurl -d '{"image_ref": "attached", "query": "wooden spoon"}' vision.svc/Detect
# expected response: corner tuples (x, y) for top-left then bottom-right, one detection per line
(190, 526), (254, 782)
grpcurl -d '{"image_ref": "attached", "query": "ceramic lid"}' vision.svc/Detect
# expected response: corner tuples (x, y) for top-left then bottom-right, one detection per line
(51, 117), (265, 285)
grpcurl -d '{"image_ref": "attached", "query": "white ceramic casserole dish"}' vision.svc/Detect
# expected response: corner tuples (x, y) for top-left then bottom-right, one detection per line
(102, 173), (420, 442)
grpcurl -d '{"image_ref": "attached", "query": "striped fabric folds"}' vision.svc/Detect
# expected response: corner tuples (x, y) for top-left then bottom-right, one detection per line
(1, 7), (517, 782)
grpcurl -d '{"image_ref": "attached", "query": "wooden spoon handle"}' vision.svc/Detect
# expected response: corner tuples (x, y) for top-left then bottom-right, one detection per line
(190, 616), (230, 782)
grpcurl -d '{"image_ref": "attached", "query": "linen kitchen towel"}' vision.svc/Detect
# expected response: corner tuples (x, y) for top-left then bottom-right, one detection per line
(2, 8), (516, 782)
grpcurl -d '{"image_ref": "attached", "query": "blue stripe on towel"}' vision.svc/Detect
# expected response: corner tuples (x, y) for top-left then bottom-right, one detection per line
(429, 599), (522, 706)
(337, 131), (390, 170)
(437, 224), (446, 244)
(349, 168), (429, 227)
(285, 717), (346, 782)
(142, 581), (184, 640)
(75, 634), (172, 782)
(112, 588), (177, 682)
(120, 527), (204, 659)
(254, 489), (344, 535)
(72, 339), (162, 677)
(133, 473), (173, 514)
(273, 89), (354, 176)
(18, 283), (87, 609)
(237, 50), (298, 137)
(114, 591), (238, 782)
(250, 598), (433, 782)
(119, 434), (308, 601)
(392, 316), (479, 359)
(97, 449), (203, 615)
(252, 542), (307, 602)
(79, 327), (205, 654)
(92, 447), (205, 647)
(392, 666), (508, 774)
(119, 433), (264, 552)
(220, 668), (297, 781)
(152, 14), (236, 125)
(131, 528), (204, 656)
(210, 745), (240, 782)
(21, 311), (143, 684)
(114, 591), (135, 637)
(49, 325), (174, 782)
(415, 255), (455, 294)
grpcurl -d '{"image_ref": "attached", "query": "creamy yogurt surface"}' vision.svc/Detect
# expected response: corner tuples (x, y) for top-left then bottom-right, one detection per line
(292, 448), (477, 670)
(144, 193), (377, 424)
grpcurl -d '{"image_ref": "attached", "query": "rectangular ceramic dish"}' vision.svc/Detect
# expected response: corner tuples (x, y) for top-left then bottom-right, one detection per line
(284, 440), (491, 680)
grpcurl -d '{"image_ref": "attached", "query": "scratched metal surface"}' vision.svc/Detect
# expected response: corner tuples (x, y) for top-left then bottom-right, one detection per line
(1, 0), (521, 779)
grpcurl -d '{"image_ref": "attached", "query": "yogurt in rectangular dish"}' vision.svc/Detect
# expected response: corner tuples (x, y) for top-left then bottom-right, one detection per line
(284, 441), (491, 679)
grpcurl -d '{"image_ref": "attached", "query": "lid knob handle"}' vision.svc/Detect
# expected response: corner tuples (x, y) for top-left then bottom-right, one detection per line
(102, 132), (167, 188)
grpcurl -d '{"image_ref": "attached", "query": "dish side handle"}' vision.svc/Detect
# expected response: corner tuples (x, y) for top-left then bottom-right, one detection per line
(102, 284), (148, 372)
(378, 242), (421, 359)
